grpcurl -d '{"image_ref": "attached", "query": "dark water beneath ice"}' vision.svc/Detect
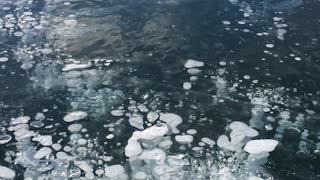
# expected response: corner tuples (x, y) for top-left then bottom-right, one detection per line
(0, 0), (319, 179)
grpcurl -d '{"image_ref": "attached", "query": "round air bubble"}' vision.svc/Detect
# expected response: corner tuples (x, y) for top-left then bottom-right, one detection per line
(175, 135), (193, 144)
(63, 146), (72, 152)
(0, 57), (8, 62)
(13, 31), (24, 37)
(262, 107), (271, 112)
(78, 139), (87, 145)
(0, 134), (12, 144)
(30, 121), (44, 128)
(187, 68), (201, 75)
(111, 109), (124, 117)
(106, 134), (114, 139)
(95, 169), (104, 176)
(68, 123), (83, 133)
(183, 82), (192, 90)
(134, 171), (147, 179)
(52, 143), (62, 151)
(187, 129), (197, 135)
(69, 167), (81, 178)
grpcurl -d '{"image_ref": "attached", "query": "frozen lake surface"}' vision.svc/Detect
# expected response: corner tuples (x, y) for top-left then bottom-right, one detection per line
(0, 0), (319, 179)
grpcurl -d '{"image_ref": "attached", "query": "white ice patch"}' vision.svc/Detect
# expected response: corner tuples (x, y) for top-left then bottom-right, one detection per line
(0, 166), (15, 179)
(159, 113), (182, 134)
(184, 59), (204, 69)
(63, 111), (88, 122)
(244, 139), (279, 154)
(62, 63), (91, 72)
